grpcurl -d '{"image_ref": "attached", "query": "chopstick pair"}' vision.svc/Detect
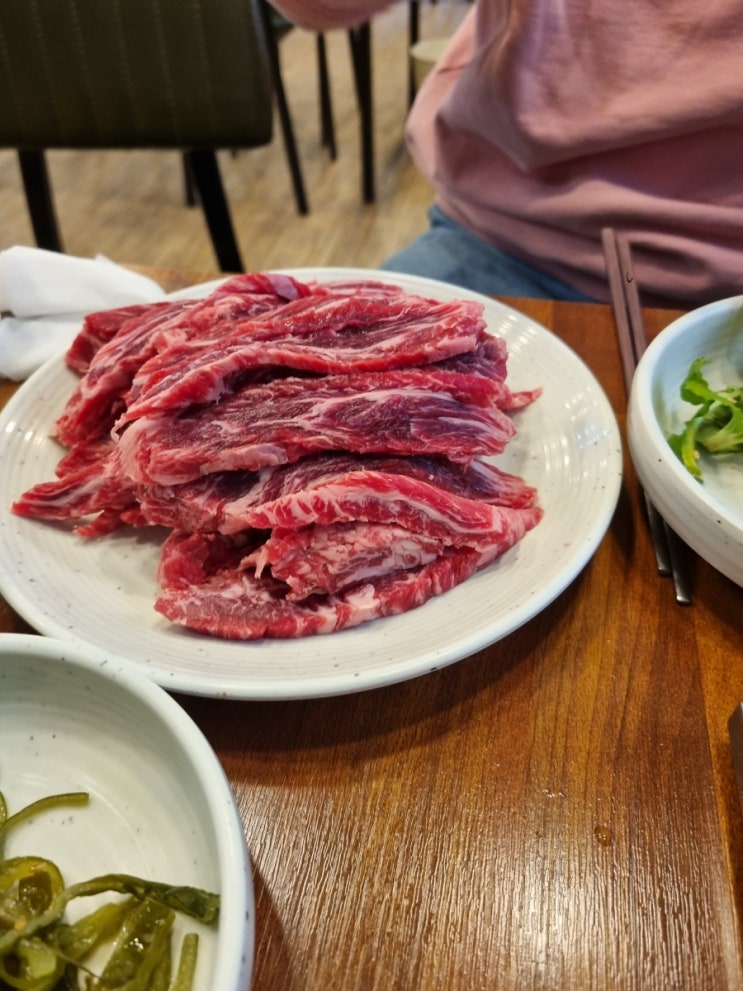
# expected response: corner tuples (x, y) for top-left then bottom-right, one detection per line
(601, 227), (693, 606)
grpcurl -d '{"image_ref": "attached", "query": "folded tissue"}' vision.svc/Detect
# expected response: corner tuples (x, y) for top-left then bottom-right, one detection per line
(0, 247), (165, 381)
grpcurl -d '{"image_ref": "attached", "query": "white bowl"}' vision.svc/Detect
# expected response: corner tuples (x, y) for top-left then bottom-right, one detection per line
(0, 633), (254, 989)
(628, 296), (743, 587)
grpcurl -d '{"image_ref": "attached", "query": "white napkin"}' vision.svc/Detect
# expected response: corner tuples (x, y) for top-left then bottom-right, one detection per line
(0, 246), (167, 381)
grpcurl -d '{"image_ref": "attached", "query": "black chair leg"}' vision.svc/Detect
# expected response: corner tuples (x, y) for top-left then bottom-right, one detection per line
(317, 35), (337, 160)
(408, 0), (420, 106)
(183, 154), (198, 207)
(259, 0), (309, 215)
(17, 149), (63, 252)
(348, 23), (375, 204)
(184, 149), (243, 273)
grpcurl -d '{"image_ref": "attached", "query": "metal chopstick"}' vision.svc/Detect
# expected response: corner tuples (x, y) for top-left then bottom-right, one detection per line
(601, 227), (693, 605)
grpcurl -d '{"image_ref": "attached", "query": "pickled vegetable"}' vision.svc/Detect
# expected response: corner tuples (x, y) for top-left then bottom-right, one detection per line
(668, 357), (743, 480)
(0, 790), (219, 991)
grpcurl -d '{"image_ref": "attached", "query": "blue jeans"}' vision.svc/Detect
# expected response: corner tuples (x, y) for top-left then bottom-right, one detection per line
(380, 205), (595, 302)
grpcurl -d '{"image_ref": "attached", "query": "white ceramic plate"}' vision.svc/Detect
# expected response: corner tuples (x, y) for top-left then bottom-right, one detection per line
(0, 269), (622, 699)
(628, 295), (743, 587)
(0, 633), (254, 989)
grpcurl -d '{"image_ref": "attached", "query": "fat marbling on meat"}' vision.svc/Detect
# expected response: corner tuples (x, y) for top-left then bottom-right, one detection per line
(12, 273), (543, 640)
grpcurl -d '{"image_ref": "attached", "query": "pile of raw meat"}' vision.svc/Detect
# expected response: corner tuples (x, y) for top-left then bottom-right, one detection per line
(13, 273), (543, 639)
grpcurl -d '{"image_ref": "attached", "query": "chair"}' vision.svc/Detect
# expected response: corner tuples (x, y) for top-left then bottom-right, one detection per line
(0, 0), (293, 273)
(181, 0), (319, 218)
(267, 4), (337, 163)
(347, 23), (375, 204)
(345, 2), (429, 206)
(351, 0), (468, 201)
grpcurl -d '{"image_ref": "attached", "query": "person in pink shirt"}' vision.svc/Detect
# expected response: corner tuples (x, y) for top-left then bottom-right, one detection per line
(271, 0), (742, 306)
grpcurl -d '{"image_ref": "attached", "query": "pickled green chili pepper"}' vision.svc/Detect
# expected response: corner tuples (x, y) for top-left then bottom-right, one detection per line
(0, 790), (219, 991)
(50, 899), (131, 963)
(145, 937), (173, 991)
(0, 856), (65, 936)
(90, 895), (174, 990)
(0, 931), (65, 991)
(0, 794), (89, 861)
(64, 876), (219, 927)
(169, 934), (199, 991)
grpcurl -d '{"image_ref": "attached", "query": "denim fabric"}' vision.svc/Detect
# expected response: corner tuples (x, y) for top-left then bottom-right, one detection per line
(380, 205), (596, 302)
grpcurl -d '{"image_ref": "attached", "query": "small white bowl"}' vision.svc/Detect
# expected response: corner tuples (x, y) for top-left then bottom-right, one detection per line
(0, 633), (254, 989)
(628, 296), (743, 587)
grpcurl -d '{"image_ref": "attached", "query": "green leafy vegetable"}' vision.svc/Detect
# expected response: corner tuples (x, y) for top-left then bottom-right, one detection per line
(667, 357), (743, 480)
(0, 789), (219, 991)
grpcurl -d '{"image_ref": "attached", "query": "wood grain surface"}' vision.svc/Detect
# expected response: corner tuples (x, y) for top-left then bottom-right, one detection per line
(2, 283), (742, 990)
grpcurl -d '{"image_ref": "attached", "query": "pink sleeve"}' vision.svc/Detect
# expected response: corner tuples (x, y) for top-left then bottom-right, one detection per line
(404, 0), (743, 306)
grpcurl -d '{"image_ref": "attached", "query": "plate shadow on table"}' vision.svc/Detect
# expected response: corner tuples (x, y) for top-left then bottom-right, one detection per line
(175, 575), (587, 762)
(247, 859), (300, 991)
(605, 478), (640, 570)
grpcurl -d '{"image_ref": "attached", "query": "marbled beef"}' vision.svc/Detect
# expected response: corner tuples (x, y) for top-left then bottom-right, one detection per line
(13, 274), (543, 640)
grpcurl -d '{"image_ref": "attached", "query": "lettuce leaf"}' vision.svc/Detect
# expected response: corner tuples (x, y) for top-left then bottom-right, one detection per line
(667, 357), (743, 480)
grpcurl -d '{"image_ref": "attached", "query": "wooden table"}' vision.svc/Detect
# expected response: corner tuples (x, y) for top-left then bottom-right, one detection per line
(2, 271), (742, 990)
